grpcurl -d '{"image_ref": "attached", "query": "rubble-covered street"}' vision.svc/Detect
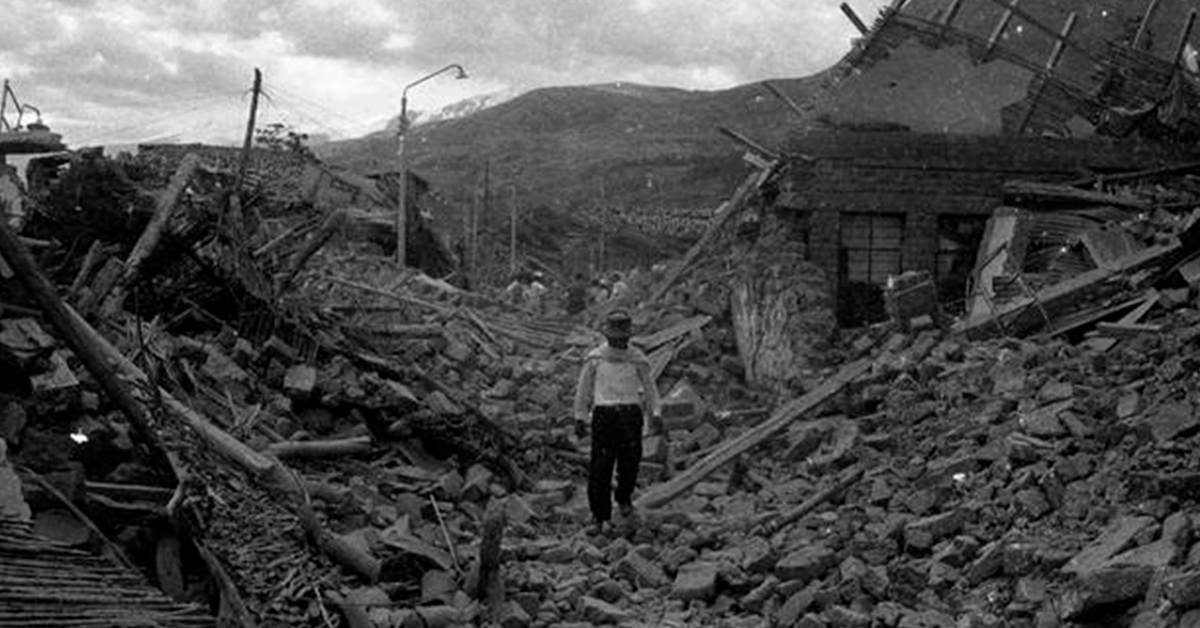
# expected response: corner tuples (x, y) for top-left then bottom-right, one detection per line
(7, 1), (1200, 628)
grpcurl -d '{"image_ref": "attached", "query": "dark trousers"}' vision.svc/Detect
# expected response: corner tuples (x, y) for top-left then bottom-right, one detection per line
(588, 405), (644, 522)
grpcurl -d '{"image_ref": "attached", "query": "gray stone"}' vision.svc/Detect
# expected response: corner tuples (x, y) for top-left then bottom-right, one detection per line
(1106, 539), (1180, 570)
(461, 464), (494, 503)
(1016, 487), (1052, 519)
(739, 575), (778, 614)
(1163, 511), (1193, 549)
(661, 546), (699, 574)
(434, 470), (464, 502)
(1060, 565), (1155, 621)
(689, 422), (721, 450)
(824, 605), (871, 628)
(0, 441), (30, 521)
(443, 340), (473, 363)
(283, 364), (317, 399)
(1117, 393), (1140, 419)
(776, 544), (836, 584)
(616, 551), (667, 589)
(504, 494), (537, 526)
(1019, 400), (1071, 437)
(965, 541), (1004, 585)
(1038, 381), (1074, 402)
(542, 545), (576, 564)
(588, 579), (624, 603)
(0, 402), (26, 445)
(904, 511), (964, 550)
(897, 609), (957, 628)
(740, 536), (777, 574)
(777, 588), (815, 626)
(1164, 570), (1200, 610)
(796, 613), (828, 628)
(671, 561), (719, 601)
(1062, 516), (1155, 575)
(498, 600), (532, 628)
(580, 596), (629, 624)
(1144, 401), (1200, 442)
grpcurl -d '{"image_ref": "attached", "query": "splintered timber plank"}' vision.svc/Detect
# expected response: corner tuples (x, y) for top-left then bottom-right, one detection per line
(634, 357), (871, 510)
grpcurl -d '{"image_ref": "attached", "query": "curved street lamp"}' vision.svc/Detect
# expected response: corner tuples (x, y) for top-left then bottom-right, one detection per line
(396, 64), (468, 266)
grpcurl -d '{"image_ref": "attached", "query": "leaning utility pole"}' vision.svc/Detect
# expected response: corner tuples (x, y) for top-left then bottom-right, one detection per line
(234, 68), (262, 197)
(227, 68), (262, 241)
(509, 182), (517, 275)
(472, 161), (488, 280)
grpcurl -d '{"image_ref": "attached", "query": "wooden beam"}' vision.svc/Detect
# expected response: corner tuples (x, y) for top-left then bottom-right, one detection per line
(841, 2), (869, 35)
(761, 81), (806, 118)
(1096, 321), (1163, 337)
(979, 0), (1094, 61)
(634, 357), (871, 510)
(1173, 10), (1198, 67)
(1134, 0), (1164, 50)
(1003, 180), (1149, 210)
(1017, 12), (1079, 135)
(985, 0), (1020, 58)
(123, 153), (200, 285)
(0, 218), (175, 478)
(939, 0), (964, 27)
(718, 127), (779, 161)
(648, 164), (778, 305)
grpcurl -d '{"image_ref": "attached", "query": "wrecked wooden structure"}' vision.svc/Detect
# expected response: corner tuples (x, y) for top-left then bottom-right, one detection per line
(773, 0), (1200, 328)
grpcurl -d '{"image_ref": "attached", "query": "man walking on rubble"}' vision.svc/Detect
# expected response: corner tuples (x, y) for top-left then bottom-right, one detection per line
(573, 309), (662, 535)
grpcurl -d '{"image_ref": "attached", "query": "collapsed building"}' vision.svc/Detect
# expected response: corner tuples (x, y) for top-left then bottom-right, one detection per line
(7, 1), (1200, 627)
(765, 0), (1200, 329)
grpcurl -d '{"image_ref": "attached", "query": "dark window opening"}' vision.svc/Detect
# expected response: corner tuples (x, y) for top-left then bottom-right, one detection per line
(935, 215), (987, 316)
(838, 212), (904, 327)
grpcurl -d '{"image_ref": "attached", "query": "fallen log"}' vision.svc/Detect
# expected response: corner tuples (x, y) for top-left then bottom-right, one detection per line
(299, 502), (381, 583)
(57, 306), (385, 584)
(1003, 180), (1150, 210)
(325, 591), (373, 628)
(123, 153), (200, 285)
(0, 216), (174, 479)
(759, 465), (865, 533)
(633, 315), (711, 352)
(265, 436), (373, 460)
(67, 240), (106, 300)
(634, 357), (871, 510)
(648, 166), (777, 305)
(275, 209), (347, 296)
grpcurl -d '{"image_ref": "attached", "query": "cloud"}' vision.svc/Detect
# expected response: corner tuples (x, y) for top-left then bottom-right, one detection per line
(1, 0), (887, 144)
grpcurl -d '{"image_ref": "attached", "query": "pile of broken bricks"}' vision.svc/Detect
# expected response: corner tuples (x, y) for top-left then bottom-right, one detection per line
(11, 245), (1200, 628)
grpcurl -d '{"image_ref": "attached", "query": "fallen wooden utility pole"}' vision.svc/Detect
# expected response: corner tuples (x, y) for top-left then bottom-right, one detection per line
(647, 163), (780, 305)
(56, 304), (385, 585)
(266, 436), (373, 460)
(634, 357), (871, 509)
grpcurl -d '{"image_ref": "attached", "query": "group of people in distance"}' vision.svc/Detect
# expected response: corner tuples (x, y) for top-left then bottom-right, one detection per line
(505, 269), (631, 317)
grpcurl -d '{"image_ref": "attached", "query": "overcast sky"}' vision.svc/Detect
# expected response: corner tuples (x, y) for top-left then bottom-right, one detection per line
(1, 0), (892, 146)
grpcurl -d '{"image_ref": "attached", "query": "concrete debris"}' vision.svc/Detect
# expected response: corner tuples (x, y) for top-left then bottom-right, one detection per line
(8, 6), (1200, 627)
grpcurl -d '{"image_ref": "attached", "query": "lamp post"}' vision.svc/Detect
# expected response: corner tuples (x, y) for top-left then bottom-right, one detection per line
(396, 63), (468, 266)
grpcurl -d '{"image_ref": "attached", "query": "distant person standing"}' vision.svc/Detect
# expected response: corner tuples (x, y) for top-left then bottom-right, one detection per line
(527, 271), (549, 316)
(608, 271), (630, 304)
(573, 310), (662, 535)
(504, 272), (529, 309)
(565, 272), (589, 316)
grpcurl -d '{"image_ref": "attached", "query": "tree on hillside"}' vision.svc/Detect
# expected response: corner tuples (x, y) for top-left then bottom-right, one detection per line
(255, 122), (313, 157)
